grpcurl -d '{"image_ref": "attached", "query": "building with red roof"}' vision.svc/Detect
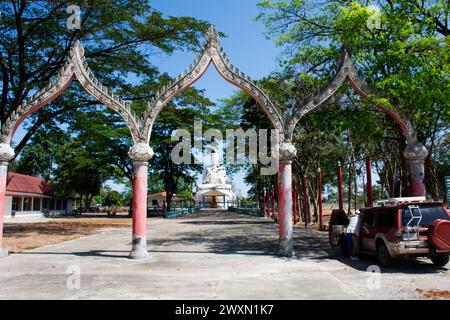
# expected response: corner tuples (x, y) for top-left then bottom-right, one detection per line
(147, 192), (183, 211)
(4, 172), (74, 218)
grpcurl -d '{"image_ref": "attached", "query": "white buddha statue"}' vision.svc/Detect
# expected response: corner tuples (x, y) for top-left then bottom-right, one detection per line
(202, 151), (227, 186)
(196, 149), (236, 208)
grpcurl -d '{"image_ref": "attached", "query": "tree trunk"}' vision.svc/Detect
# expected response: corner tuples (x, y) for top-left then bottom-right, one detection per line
(166, 193), (173, 213)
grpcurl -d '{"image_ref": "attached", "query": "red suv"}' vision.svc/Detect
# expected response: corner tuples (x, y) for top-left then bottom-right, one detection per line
(330, 200), (450, 267)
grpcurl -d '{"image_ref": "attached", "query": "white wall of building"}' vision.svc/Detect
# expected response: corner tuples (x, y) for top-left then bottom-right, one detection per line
(4, 196), (74, 218)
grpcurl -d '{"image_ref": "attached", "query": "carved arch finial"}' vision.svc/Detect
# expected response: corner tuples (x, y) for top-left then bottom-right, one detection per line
(142, 26), (285, 143)
(205, 25), (219, 42)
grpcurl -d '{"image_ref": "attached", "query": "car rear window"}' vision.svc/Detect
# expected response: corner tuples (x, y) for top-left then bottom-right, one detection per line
(402, 204), (450, 227)
(375, 208), (397, 227)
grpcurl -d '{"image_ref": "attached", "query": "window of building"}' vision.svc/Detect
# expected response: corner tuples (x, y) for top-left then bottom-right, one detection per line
(23, 197), (32, 211)
(56, 199), (62, 210)
(12, 197), (22, 211)
(50, 199), (55, 210)
(152, 200), (158, 206)
(62, 200), (68, 210)
(33, 198), (41, 211)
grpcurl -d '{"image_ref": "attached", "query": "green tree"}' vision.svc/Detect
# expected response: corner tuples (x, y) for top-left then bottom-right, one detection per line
(0, 1), (210, 156)
(52, 141), (115, 210)
(257, 0), (450, 199)
(10, 123), (70, 180)
(103, 190), (125, 208)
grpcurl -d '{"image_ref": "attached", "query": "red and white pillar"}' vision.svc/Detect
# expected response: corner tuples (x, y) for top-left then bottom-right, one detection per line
(365, 156), (373, 207)
(337, 161), (344, 210)
(303, 175), (309, 228)
(128, 143), (154, 259)
(318, 168), (323, 231)
(293, 180), (298, 225)
(277, 142), (296, 257)
(271, 187), (275, 220)
(263, 189), (268, 218)
(403, 142), (428, 197)
(0, 144), (15, 258)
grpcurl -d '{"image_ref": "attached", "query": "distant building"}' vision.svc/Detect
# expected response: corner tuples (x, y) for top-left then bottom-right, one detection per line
(4, 172), (74, 218)
(147, 192), (183, 210)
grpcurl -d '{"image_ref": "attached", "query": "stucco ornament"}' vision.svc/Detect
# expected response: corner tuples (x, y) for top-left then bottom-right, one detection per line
(403, 142), (428, 162)
(141, 25), (285, 142)
(279, 142), (297, 162)
(284, 46), (416, 144)
(0, 40), (144, 145)
(128, 143), (154, 161)
(0, 144), (15, 162)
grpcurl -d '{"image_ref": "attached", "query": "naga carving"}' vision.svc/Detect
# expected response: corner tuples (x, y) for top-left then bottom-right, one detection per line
(0, 41), (144, 145)
(284, 46), (416, 144)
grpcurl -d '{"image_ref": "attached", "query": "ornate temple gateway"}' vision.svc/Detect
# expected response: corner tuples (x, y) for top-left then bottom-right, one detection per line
(195, 150), (236, 209)
(0, 25), (429, 259)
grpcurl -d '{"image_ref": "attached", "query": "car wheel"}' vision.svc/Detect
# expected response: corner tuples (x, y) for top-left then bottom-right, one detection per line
(430, 253), (449, 266)
(377, 242), (394, 267)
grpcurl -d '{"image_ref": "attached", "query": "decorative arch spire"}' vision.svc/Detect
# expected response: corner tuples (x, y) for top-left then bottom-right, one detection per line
(141, 25), (285, 143)
(284, 46), (416, 143)
(1, 41), (143, 144)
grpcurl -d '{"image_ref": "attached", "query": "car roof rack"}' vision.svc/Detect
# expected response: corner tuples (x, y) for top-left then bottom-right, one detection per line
(375, 196), (426, 206)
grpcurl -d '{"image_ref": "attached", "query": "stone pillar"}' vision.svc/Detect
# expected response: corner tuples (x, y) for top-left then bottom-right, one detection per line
(0, 144), (15, 258)
(277, 142), (297, 257)
(128, 143), (154, 260)
(403, 142), (428, 197)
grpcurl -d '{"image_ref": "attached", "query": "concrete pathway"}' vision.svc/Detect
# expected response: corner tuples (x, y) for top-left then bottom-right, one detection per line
(0, 211), (448, 299)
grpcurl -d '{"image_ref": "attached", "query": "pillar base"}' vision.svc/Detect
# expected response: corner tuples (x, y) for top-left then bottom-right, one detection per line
(278, 237), (294, 257)
(0, 247), (8, 258)
(128, 237), (149, 260)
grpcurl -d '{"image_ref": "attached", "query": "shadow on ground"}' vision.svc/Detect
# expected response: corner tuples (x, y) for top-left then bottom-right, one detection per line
(156, 213), (449, 274)
(14, 211), (449, 274)
(17, 250), (130, 259)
